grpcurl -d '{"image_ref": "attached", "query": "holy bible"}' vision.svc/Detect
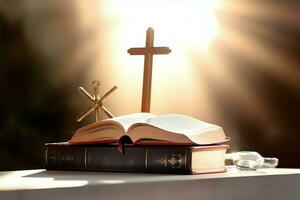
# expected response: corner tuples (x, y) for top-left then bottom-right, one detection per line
(44, 143), (228, 174)
(69, 113), (228, 145)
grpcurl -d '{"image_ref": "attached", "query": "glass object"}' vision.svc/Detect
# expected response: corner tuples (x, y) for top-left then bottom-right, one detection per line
(225, 151), (279, 171)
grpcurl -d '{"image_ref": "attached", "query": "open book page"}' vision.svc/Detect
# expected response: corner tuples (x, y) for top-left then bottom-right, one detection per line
(141, 114), (226, 144)
(69, 113), (155, 144)
(145, 114), (218, 135)
(113, 112), (155, 131)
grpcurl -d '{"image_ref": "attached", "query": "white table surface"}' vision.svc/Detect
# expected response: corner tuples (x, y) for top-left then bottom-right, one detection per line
(1, 167), (300, 200)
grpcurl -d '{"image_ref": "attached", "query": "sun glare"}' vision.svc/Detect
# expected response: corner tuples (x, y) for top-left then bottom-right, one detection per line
(95, 0), (222, 116)
(110, 0), (220, 51)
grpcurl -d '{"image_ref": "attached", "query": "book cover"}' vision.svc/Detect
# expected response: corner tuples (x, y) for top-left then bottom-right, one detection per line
(44, 143), (228, 174)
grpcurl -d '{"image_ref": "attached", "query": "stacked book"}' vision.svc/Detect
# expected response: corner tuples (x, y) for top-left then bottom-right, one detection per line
(44, 113), (229, 174)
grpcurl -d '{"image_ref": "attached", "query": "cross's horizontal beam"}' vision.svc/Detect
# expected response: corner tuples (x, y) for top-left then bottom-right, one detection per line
(128, 47), (171, 55)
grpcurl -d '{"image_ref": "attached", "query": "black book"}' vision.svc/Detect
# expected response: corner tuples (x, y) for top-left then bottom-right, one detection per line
(44, 143), (228, 174)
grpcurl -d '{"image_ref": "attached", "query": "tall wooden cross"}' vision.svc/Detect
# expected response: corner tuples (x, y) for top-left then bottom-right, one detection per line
(128, 27), (171, 112)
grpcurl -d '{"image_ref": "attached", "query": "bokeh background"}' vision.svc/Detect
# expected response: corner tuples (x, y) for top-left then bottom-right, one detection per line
(0, 0), (299, 170)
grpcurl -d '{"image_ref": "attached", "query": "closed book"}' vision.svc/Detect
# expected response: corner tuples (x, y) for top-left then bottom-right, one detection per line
(44, 143), (228, 174)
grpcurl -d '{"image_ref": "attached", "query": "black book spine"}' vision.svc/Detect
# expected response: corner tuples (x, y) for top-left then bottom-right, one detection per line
(44, 144), (193, 174)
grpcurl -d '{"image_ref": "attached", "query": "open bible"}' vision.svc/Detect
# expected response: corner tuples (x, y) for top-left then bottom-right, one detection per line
(69, 113), (228, 145)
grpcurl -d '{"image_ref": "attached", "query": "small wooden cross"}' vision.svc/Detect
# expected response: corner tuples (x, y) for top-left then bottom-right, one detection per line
(128, 27), (171, 112)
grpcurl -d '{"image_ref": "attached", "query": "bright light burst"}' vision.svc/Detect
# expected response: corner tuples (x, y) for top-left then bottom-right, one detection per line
(98, 0), (222, 117)
(110, 0), (220, 50)
(96, 0), (300, 137)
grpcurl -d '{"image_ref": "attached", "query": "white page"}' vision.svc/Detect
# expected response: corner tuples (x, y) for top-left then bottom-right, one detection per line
(113, 112), (155, 131)
(145, 114), (221, 136)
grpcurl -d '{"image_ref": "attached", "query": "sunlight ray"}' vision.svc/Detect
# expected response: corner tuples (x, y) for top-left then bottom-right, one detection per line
(195, 51), (276, 128)
(218, 0), (300, 26)
(219, 27), (300, 90)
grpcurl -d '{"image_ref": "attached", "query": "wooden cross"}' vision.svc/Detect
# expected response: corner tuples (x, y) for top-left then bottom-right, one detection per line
(128, 27), (171, 112)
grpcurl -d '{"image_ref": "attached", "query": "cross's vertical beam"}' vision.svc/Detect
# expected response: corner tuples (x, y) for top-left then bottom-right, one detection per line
(93, 81), (100, 122)
(142, 28), (154, 112)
